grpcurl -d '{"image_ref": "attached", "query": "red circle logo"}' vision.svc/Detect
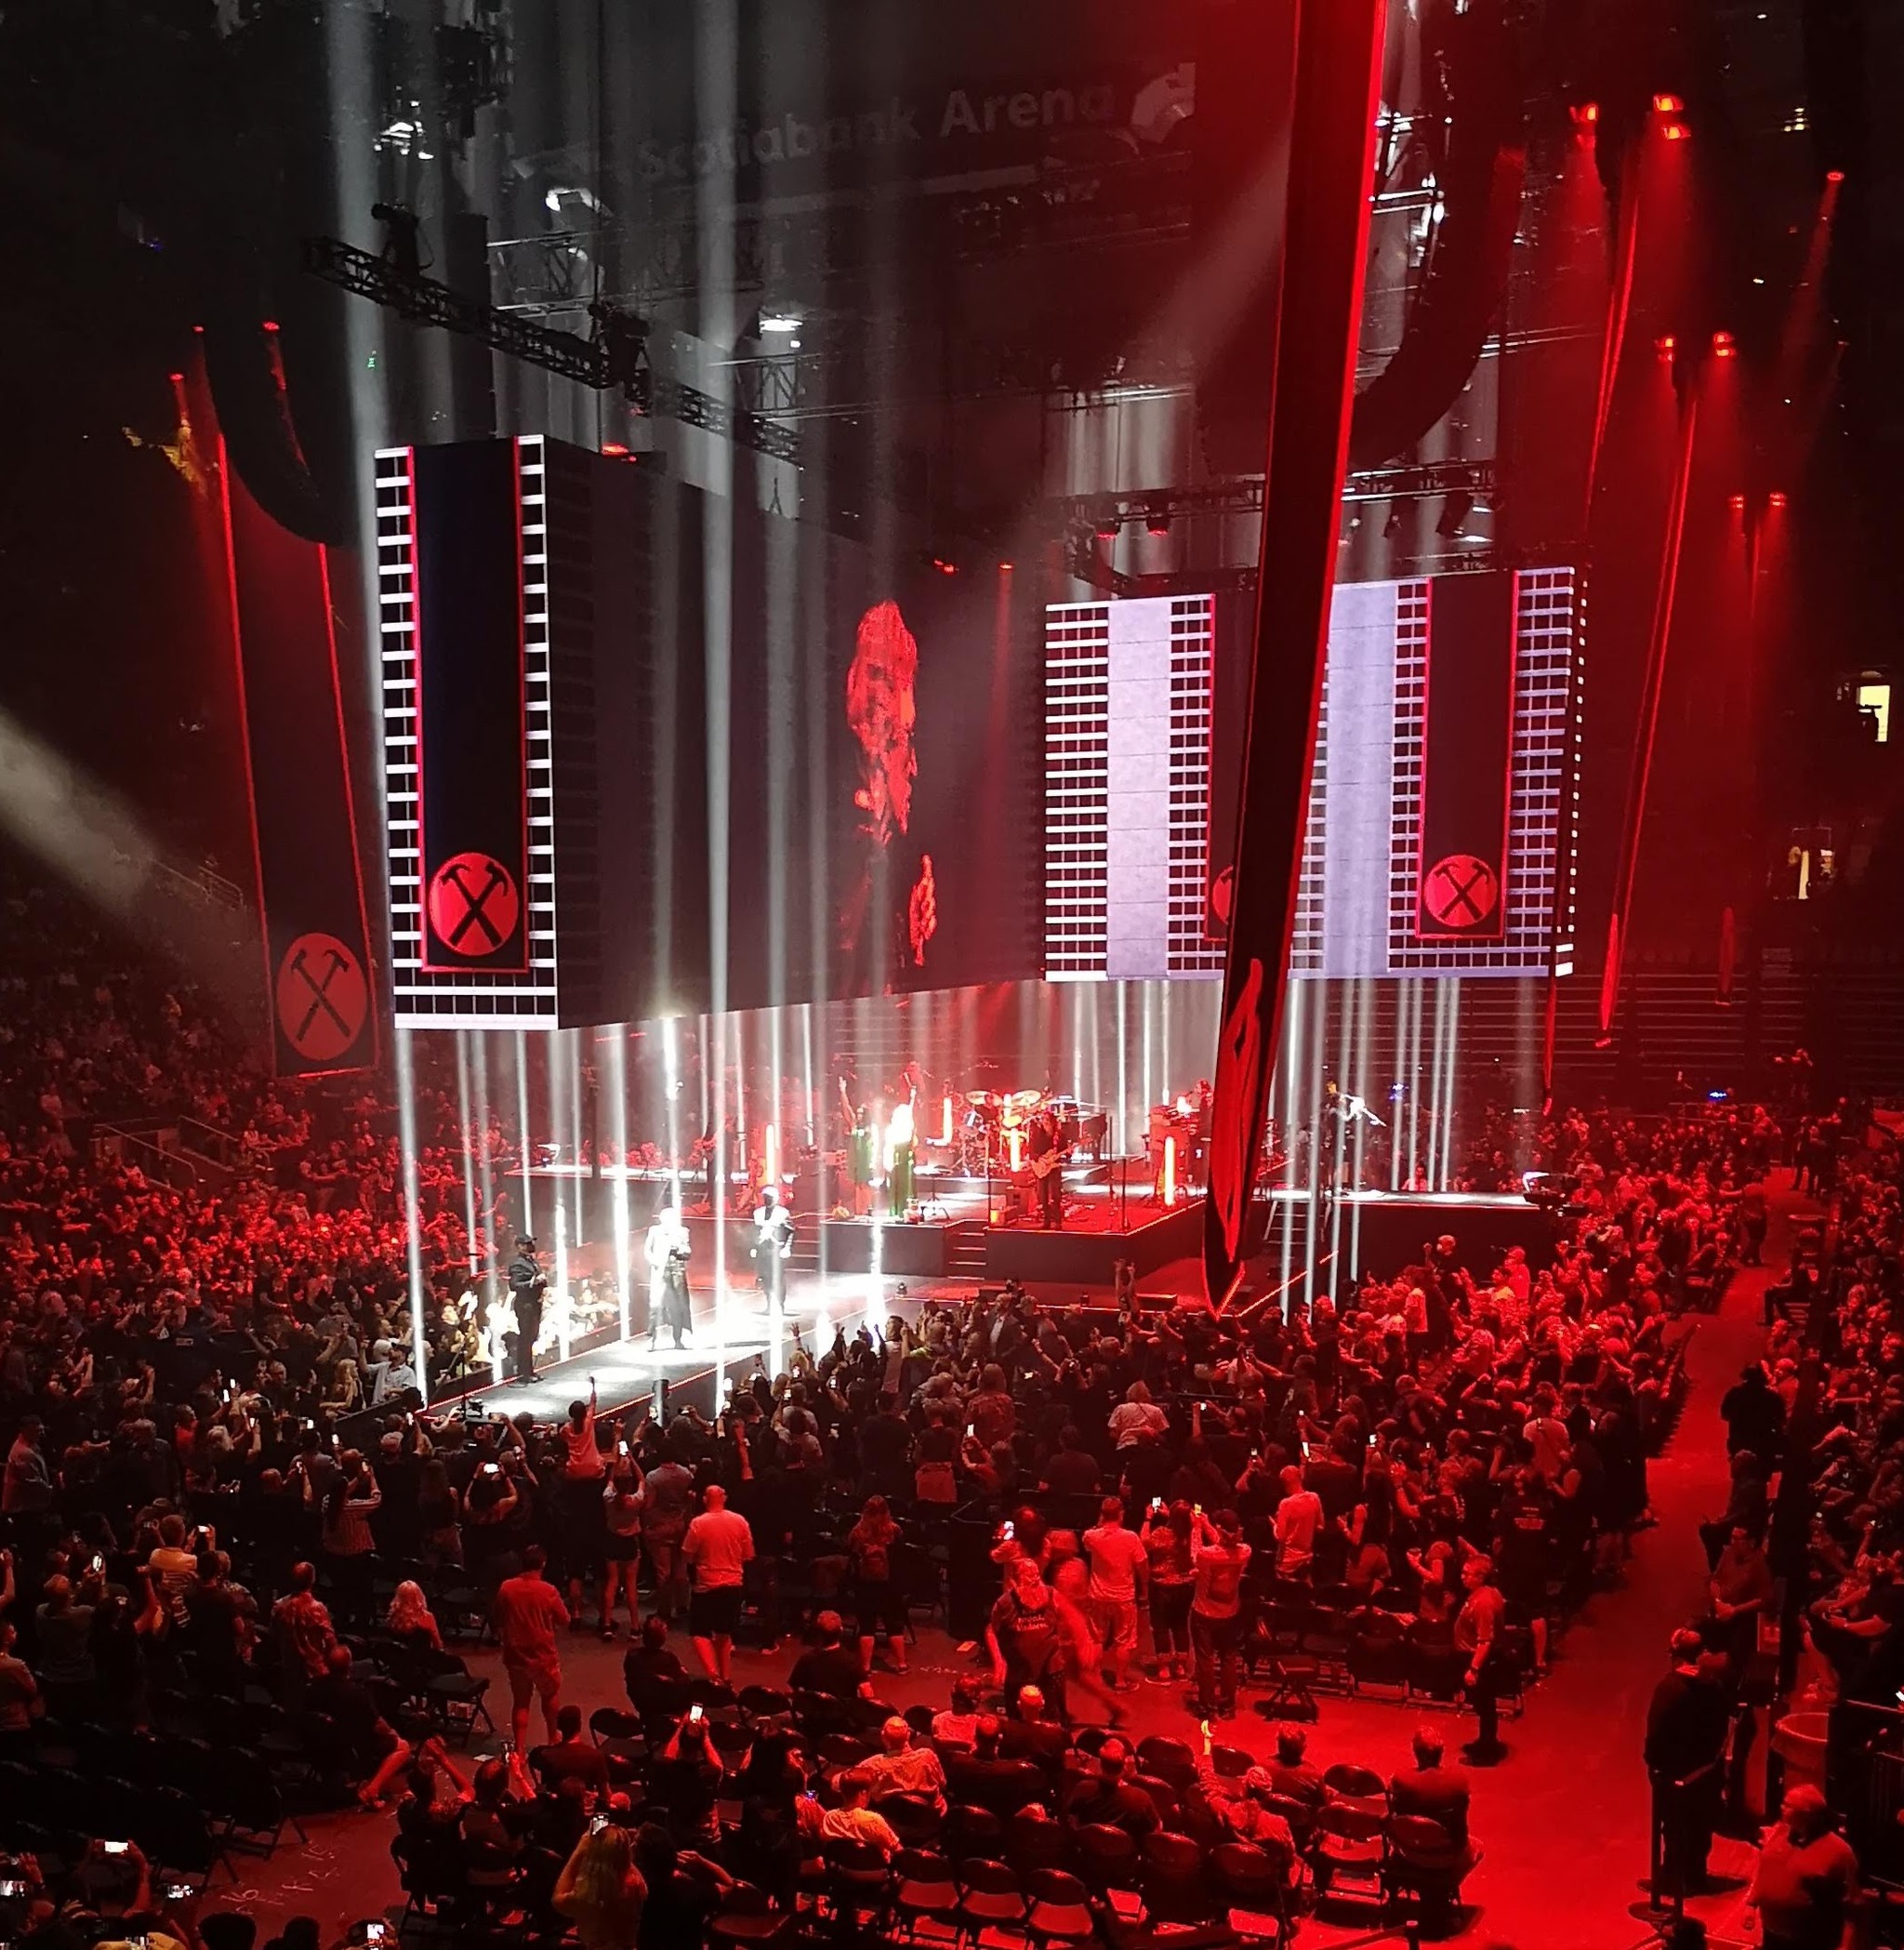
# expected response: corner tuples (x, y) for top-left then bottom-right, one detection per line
(428, 852), (521, 958)
(1422, 854), (1500, 930)
(275, 933), (369, 1064)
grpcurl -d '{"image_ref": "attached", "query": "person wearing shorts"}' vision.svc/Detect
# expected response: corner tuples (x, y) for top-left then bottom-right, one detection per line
(493, 1544), (571, 1751)
(682, 1483), (754, 1683)
(601, 1466), (644, 1640)
(1082, 1497), (1150, 1691)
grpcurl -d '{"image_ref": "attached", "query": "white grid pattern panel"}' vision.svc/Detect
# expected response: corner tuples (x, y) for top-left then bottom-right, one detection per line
(1167, 598), (1224, 975)
(1046, 572), (1580, 984)
(377, 437), (562, 1028)
(1382, 566), (1579, 975)
(1043, 603), (1110, 976)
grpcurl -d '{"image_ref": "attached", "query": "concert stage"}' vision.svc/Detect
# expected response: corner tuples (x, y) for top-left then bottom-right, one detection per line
(513, 1162), (1204, 1287)
(1265, 1185), (1562, 1277)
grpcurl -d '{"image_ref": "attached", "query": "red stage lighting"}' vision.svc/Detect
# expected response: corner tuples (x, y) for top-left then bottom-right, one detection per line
(1655, 335), (1676, 361)
(932, 557), (958, 576)
(1826, 169), (1845, 185)
(1728, 493), (1746, 511)
(1712, 331), (1737, 358)
(1652, 93), (1684, 113)
(1768, 491), (1789, 510)
(601, 443), (628, 457)
(192, 324), (205, 336)
(1661, 123), (1690, 142)
(1570, 101), (1599, 127)
(998, 561), (1014, 572)
(167, 371), (183, 383)
(261, 319), (280, 333)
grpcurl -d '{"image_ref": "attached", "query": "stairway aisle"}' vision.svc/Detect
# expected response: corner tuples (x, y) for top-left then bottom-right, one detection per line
(1416, 1178), (1790, 1947)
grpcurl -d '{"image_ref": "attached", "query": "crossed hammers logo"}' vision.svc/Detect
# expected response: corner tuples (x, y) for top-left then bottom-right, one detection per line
(429, 852), (520, 957)
(274, 933), (367, 1065)
(286, 941), (351, 1041)
(1422, 853), (1500, 930)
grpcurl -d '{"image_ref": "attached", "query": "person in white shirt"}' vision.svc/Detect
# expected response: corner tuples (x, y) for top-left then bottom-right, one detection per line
(1081, 1497), (1150, 1690)
(681, 1484), (754, 1682)
(1273, 1466), (1324, 1578)
(1107, 1382), (1169, 1451)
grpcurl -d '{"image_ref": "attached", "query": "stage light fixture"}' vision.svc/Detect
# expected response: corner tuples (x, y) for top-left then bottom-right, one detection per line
(1436, 492), (1474, 538)
(1769, 491), (1789, 509)
(1662, 122), (1690, 141)
(1712, 330), (1737, 358)
(1652, 93), (1684, 113)
(1826, 169), (1845, 185)
(1093, 517), (1120, 543)
(1656, 335), (1676, 361)
(1383, 501), (1404, 539)
(1570, 101), (1599, 127)
(1728, 492), (1746, 511)
(1145, 501), (1171, 537)
(760, 313), (801, 334)
(261, 319), (280, 334)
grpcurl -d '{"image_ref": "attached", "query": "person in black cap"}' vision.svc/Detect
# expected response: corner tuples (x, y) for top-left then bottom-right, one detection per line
(507, 1237), (547, 1386)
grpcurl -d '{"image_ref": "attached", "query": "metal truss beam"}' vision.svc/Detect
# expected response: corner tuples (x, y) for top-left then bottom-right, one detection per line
(301, 236), (801, 466)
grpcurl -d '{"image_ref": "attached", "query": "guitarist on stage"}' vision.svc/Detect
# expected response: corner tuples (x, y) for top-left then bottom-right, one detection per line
(1026, 1108), (1064, 1231)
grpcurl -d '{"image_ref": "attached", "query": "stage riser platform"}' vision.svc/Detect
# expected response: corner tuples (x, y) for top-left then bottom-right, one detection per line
(984, 1198), (1202, 1285)
(1264, 1190), (1560, 1281)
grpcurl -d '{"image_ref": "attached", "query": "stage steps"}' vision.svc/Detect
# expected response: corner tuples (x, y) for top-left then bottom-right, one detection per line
(948, 1223), (988, 1278)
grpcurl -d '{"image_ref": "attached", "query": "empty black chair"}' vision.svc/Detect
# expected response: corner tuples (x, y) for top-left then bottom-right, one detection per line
(956, 1858), (1027, 1938)
(708, 1879), (791, 1949)
(892, 1847), (959, 1941)
(880, 1793), (945, 1851)
(1005, 1809), (1070, 1878)
(1322, 1761), (1386, 1815)
(1025, 1866), (1094, 1946)
(1139, 1831), (1212, 1924)
(1211, 1839), (1295, 1943)
(1135, 1736), (1197, 1790)
(1069, 1823), (1138, 1899)
(1311, 1801), (1386, 1912)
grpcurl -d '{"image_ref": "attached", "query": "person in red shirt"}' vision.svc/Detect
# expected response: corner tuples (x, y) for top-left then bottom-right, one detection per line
(494, 1544), (571, 1750)
(682, 1483), (754, 1683)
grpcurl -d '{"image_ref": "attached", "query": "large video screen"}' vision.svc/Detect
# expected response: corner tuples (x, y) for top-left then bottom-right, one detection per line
(706, 487), (1042, 1010)
(1044, 568), (1581, 983)
(381, 438), (1044, 1028)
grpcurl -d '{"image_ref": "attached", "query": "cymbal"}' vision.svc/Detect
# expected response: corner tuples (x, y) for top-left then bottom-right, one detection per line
(964, 1091), (1002, 1108)
(1005, 1089), (1046, 1111)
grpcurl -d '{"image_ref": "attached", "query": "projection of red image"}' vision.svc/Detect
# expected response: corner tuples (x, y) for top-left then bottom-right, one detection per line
(846, 598), (919, 844)
(840, 598), (937, 983)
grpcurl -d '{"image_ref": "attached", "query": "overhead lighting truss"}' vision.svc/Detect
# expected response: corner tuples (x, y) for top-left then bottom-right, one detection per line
(1057, 460), (1499, 596)
(301, 235), (801, 466)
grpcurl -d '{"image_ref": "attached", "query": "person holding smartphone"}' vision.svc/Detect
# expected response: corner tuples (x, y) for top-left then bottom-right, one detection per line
(1143, 1500), (1197, 1684)
(553, 1818), (648, 1950)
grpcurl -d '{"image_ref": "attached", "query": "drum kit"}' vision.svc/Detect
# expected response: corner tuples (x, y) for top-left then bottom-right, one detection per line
(949, 1087), (1108, 1176)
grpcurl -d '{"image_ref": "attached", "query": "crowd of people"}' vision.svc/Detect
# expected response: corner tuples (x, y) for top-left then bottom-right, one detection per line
(0, 857), (1888, 1948)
